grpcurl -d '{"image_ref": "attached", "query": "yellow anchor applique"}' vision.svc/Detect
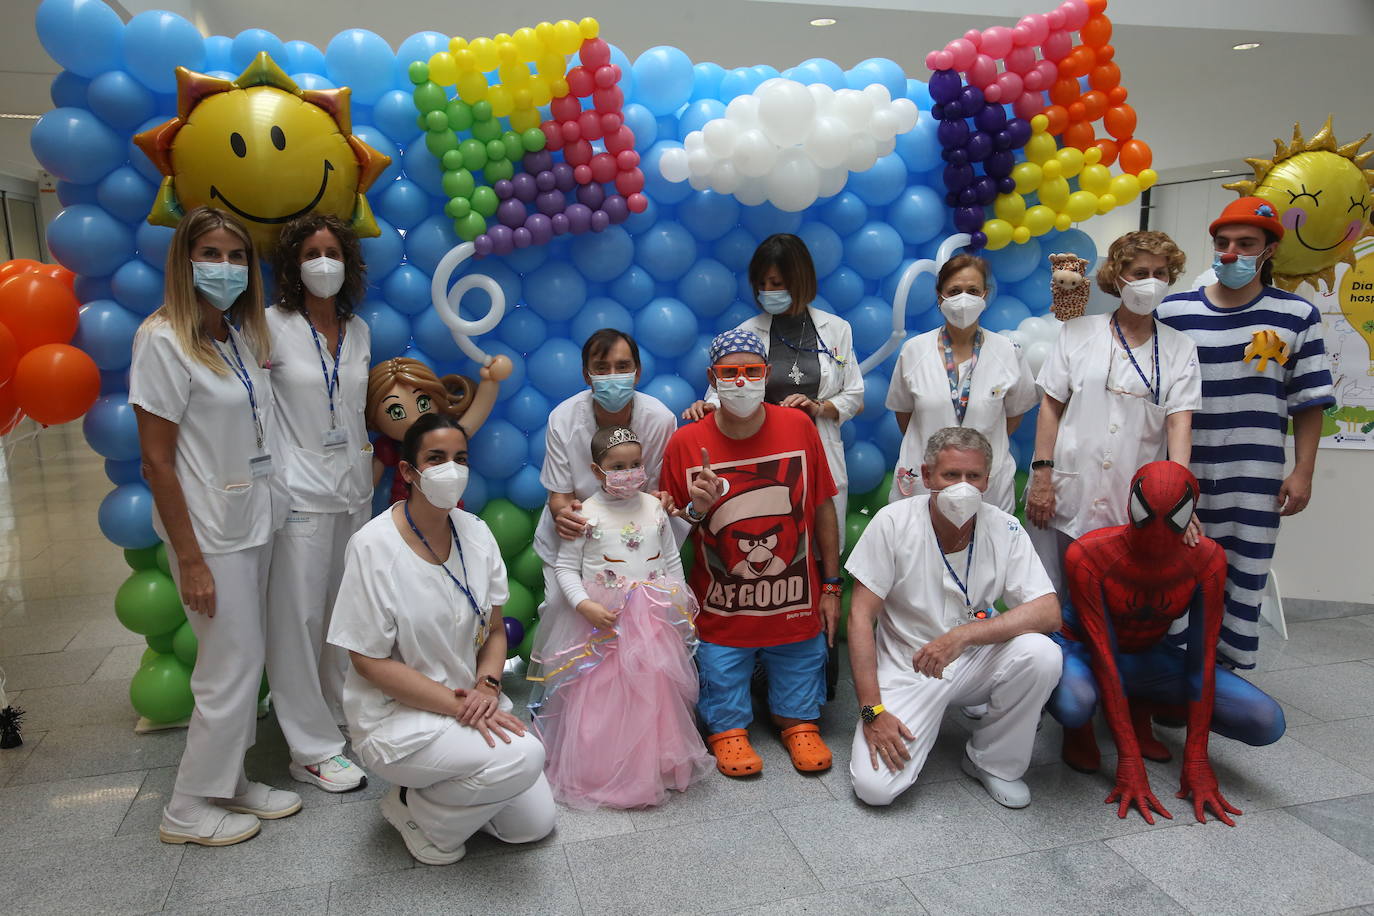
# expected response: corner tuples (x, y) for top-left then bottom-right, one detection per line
(1243, 330), (1290, 373)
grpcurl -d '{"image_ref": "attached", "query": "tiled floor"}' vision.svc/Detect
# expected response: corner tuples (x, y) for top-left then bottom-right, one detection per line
(2, 424), (1373, 915)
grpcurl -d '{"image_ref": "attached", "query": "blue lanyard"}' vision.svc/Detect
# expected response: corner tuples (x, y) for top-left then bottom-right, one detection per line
(775, 315), (845, 365)
(403, 500), (488, 639)
(939, 524), (982, 618)
(1112, 315), (1160, 405)
(940, 328), (983, 424)
(303, 313), (344, 428)
(216, 330), (264, 451)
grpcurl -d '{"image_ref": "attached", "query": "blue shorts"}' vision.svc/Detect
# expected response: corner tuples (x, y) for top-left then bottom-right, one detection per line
(696, 634), (827, 733)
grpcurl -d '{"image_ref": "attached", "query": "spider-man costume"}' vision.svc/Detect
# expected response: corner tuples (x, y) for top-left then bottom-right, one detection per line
(1045, 461), (1285, 826)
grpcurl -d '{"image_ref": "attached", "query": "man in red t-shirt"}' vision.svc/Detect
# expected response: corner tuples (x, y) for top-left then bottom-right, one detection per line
(661, 328), (841, 777)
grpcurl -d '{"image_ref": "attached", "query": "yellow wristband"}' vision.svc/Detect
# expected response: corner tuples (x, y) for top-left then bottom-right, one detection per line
(871, 703), (885, 716)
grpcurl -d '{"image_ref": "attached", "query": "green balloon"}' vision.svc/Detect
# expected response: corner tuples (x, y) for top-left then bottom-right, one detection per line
(426, 130), (459, 158)
(501, 131), (524, 162)
(483, 158), (514, 182)
(453, 212), (486, 241)
(459, 138), (487, 171)
(509, 545), (544, 592)
(124, 545), (159, 571)
(413, 81), (447, 113)
(471, 99), (493, 122)
(680, 538), (695, 572)
(521, 127), (548, 152)
(424, 110), (448, 133)
(155, 542), (170, 575)
(445, 197), (472, 219)
(139, 647), (160, 668)
(171, 620), (198, 667)
(516, 619), (537, 662)
(471, 117), (501, 142)
(504, 580), (537, 627)
(446, 100), (473, 132)
(259, 670), (270, 701)
(485, 138), (507, 162)
(116, 569), (186, 636)
(408, 61), (430, 86)
(470, 185), (499, 218)
(480, 498), (534, 559)
(146, 631), (175, 653)
(442, 167), (476, 199)
(844, 512), (872, 559)
(129, 654), (194, 723)
(865, 473), (895, 514)
(440, 150), (464, 173)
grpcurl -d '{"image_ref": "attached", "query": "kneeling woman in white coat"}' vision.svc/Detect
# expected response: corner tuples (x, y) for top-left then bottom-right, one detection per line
(328, 413), (555, 865)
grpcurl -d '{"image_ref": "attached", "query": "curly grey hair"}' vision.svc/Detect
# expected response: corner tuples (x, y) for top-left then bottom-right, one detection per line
(923, 427), (993, 471)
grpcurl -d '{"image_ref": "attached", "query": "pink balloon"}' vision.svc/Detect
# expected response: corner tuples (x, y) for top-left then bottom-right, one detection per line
(1043, 30), (1073, 61)
(983, 83), (1002, 104)
(964, 29), (983, 47)
(925, 51), (942, 70)
(968, 53), (999, 88)
(1060, 0), (1090, 31)
(1013, 90), (1045, 119)
(981, 26), (1014, 59)
(1012, 25), (1033, 47)
(1035, 59), (1059, 85)
(996, 71), (1024, 100)
(947, 38), (977, 71)
(932, 51), (954, 71)
(1023, 68), (1047, 91)
(1018, 14), (1050, 46)
(1047, 9), (1066, 29)
(1005, 46), (1037, 74)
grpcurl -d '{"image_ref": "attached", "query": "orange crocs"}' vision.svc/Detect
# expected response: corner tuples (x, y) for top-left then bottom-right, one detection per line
(780, 723), (832, 773)
(707, 728), (763, 777)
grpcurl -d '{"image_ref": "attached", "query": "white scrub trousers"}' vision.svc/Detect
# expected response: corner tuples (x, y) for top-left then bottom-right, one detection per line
(266, 509), (362, 764)
(850, 633), (1061, 806)
(167, 541), (272, 800)
(370, 721), (556, 854)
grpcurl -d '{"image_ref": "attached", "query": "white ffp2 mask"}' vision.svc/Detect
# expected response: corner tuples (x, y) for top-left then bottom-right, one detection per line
(417, 461), (468, 510)
(935, 481), (982, 527)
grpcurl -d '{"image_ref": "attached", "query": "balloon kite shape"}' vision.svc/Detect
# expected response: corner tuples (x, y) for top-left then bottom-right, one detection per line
(133, 52), (392, 252)
(1224, 117), (1374, 293)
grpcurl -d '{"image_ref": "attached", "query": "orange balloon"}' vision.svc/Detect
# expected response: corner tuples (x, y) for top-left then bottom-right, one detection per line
(1080, 16), (1113, 48)
(1095, 138), (1120, 167)
(1042, 105), (1070, 136)
(1096, 44), (1115, 62)
(1064, 120), (1095, 151)
(0, 321), (16, 385)
(0, 274), (80, 354)
(12, 343), (100, 426)
(1086, 0), (1108, 13)
(1089, 61), (1121, 91)
(0, 259), (42, 282)
(0, 382), (21, 435)
(1067, 102), (1086, 123)
(1061, 47), (1094, 79)
(1104, 104), (1138, 141)
(33, 264), (76, 290)
(1107, 86), (1129, 106)
(1080, 90), (1108, 122)
(1049, 78), (1081, 108)
(1120, 139), (1153, 174)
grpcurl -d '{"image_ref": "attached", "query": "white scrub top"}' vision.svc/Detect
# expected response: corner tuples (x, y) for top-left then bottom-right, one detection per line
(534, 390), (677, 563)
(266, 307), (372, 515)
(885, 327), (1038, 512)
(1036, 313), (1201, 538)
(845, 496), (1054, 681)
(327, 507), (509, 767)
(128, 319), (284, 555)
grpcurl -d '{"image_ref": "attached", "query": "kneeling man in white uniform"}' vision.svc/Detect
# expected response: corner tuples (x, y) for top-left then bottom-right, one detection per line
(847, 427), (1062, 808)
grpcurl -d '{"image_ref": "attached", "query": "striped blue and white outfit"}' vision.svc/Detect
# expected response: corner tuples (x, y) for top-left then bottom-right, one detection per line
(1157, 287), (1334, 669)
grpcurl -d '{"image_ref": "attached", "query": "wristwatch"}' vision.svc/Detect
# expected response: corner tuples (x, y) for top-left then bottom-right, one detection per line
(1030, 458), (1054, 470)
(860, 703), (885, 724)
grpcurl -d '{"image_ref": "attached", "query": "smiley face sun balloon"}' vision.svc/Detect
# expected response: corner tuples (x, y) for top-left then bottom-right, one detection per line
(134, 53), (391, 252)
(1226, 116), (1374, 293)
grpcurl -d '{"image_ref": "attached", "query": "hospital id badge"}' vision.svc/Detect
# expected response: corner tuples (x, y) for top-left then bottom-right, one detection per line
(322, 427), (348, 449)
(249, 454), (274, 479)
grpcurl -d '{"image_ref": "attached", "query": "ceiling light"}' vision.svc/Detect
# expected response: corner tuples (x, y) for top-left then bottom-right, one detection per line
(0, 113), (41, 120)
(1231, 41), (1261, 51)
(1212, 169), (1231, 174)
(810, 18), (836, 27)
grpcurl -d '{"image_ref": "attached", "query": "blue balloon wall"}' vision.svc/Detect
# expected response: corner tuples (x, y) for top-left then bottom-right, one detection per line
(32, 0), (1086, 536)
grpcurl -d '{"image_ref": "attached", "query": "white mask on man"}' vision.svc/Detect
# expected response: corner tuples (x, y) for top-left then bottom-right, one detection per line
(716, 378), (766, 418)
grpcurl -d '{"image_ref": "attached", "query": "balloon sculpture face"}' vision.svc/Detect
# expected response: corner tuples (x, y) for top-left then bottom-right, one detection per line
(1226, 118), (1374, 292)
(134, 53), (391, 252)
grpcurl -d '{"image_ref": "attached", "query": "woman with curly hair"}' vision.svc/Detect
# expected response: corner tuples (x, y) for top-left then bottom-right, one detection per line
(264, 212), (373, 793)
(1026, 231), (1203, 598)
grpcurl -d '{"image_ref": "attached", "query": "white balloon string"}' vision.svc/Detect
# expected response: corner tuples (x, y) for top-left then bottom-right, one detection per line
(858, 232), (972, 375)
(430, 241), (507, 367)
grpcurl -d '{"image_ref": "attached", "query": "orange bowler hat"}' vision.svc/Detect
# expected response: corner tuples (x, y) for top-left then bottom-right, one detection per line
(1210, 196), (1285, 240)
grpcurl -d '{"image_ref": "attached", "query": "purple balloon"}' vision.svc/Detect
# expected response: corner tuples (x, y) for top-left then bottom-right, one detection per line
(945, 191), (960, 207)
(969, 231), (988, 250)
(997, 176), (1017, 194)
(943, 163), (974, 191)
(959, 86), (985, 115)
(535, 189), (566, 216)
(972, 176), (998, 206)
(497, 198), (527, 229)
(511, 172), (538, 203)
(937, 119), (969, 149)
(985, 150), (1015, 179)
(577, 183), (606, 210)
(552, 163), (576, 192)
(513, 226), (532, 248)
(488, 224), (514, 255)
(523, 150), (553, 174)
(931, 102), (946, 121)
(473, 234), (493, 257)
(503, 616), (525, 646)
(953, 206), (984, 234)
(928, 69), (963, 105)
(590, 209), (610, 232)
(551, 212), (570, 235)
(957, 186), (979, 207)
(494, 179), (514, 200)
(603, 194), (629, 224)
(944, 147), (969, 166)
(565, 202), (592, 234)
(993, 129), (1014, 152)
(1004, 117), (1032, 147)
(942, 101), (964, 122)
(526, 212), (553, 245)
(975, 104), (1007, 133)
(965, 130), (993, 163)
(534, 169), (556, 192)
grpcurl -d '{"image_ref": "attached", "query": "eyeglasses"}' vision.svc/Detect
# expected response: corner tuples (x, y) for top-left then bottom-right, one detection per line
(712, 363), (767, 381)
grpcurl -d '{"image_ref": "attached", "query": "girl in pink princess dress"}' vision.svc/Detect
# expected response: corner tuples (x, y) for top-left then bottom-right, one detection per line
(528, 425), (712, 809)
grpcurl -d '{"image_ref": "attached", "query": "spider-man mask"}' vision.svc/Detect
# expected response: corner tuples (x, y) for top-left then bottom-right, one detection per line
(1125, 461), (1198, 557)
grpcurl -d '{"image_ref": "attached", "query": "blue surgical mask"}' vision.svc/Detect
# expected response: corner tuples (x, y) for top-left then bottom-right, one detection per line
(759, 289), (792, 315)
(590, 371), (636, 412)
(192, 260), (249, 311)
(1213, 252), (1261, 290)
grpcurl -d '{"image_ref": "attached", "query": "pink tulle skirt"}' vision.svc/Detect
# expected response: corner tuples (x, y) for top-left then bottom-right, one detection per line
(532, 580), (713, 810)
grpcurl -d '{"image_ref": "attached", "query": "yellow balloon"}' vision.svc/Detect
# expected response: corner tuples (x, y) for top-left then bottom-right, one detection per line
(528, 79), (553, 108)
(1079, 163), (1111, 196)
(1030, 114), (1049, 134)
(1041, 158), (1063, 181)
(1109, 173), (1141, 205)
(1054, 213), (1073, 231)
(1138, 168), (1158, 190)
(535, 22), (557, 45)
(457, 70), (488, 103)
(1083, 146), (1102, 165)
(428, 52), (458, 87)
(993, 192), (1027, 225)
(1026, 133), (1057, 165)
(513, 27), (542, 61)
(1012, 226), (1032, 245)
(1055, 147), (1085, 178)
(580, 17), (600, 38)
(538, 53), (566, 78)
(1339, 251), (1374, 374)
(454, 49), (476, 72)
(497, 41), (520, 66)
(488, 85), (514, 118)
(510, 107), (541, 132)
(982, 218), (1014, 250)
(555, 20), (584, 54)
(499, 62), (530, 87)
(1040, 176), (1071, 211)
(448, 37), (468, 55)
(1065, 190), (1099, 222)
(469, 37), (499, 72)
(550, 77), (570, 97)
(1011, 162), (1043, 195)
(1025, 205), (1056, 236)
(1097, 192), (1118, 213)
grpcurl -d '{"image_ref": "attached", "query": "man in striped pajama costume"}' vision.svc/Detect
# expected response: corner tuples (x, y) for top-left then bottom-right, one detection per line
(1156, 197), (1334, 670)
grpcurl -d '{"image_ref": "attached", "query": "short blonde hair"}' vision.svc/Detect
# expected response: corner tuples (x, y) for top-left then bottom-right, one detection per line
(1096, 231), (1187, 295)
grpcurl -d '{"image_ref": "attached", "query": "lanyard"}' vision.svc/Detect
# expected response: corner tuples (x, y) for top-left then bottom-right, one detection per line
(216, 330), (264, 451)
(776, 315), (845, 365)
(303, 313), (344, 428)
(1111, 315), (1160, 405)
(403, 500), (488, 641)
(939, 524), (976, 613)
(940, 328), (982, 424)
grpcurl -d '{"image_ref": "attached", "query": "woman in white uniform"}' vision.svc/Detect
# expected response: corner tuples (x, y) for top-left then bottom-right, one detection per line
(328, 413), (555, 865)
(885, 254), (1038, 512)
(265, 213), (373, 793)
(131, 206), (298, 847)
(683, 233), (865, 539)
(1026, 230), (1202, 595)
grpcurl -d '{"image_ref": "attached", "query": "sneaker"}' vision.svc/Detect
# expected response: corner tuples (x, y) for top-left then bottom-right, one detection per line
(217, 782), (303, 820)
(290, 755), (367, 793)
(380, 786), (465, 866)
(962, 704), (989, 720)
(160, 807), (260, 847)
(961, 752), (1031, 809)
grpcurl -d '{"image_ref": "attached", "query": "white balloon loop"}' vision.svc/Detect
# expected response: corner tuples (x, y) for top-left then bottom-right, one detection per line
(857, 232), (973, 375)
(430, 241), (506, 367)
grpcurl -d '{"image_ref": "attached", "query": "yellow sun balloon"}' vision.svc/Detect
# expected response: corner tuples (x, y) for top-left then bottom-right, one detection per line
(134, 53), (391, 253)
(1226, 117), (1374, 293)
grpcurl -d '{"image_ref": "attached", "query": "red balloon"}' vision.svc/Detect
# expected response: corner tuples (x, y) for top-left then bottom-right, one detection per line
(0, 321), (16, 386)
(0, 383), (21, 435)
(604, 126), (636, 154)
(1104, 104), (1138, 141)
(589, 152), (618, 184)
(11, 343), (100, 426)
(550, 96), (581, 123)
(626, 192), (648, 214)
(614, 168), (645, 196)
(566, 65), (595, 98)
(579, 38), (611, 69)
(0, 273), (80, 354)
